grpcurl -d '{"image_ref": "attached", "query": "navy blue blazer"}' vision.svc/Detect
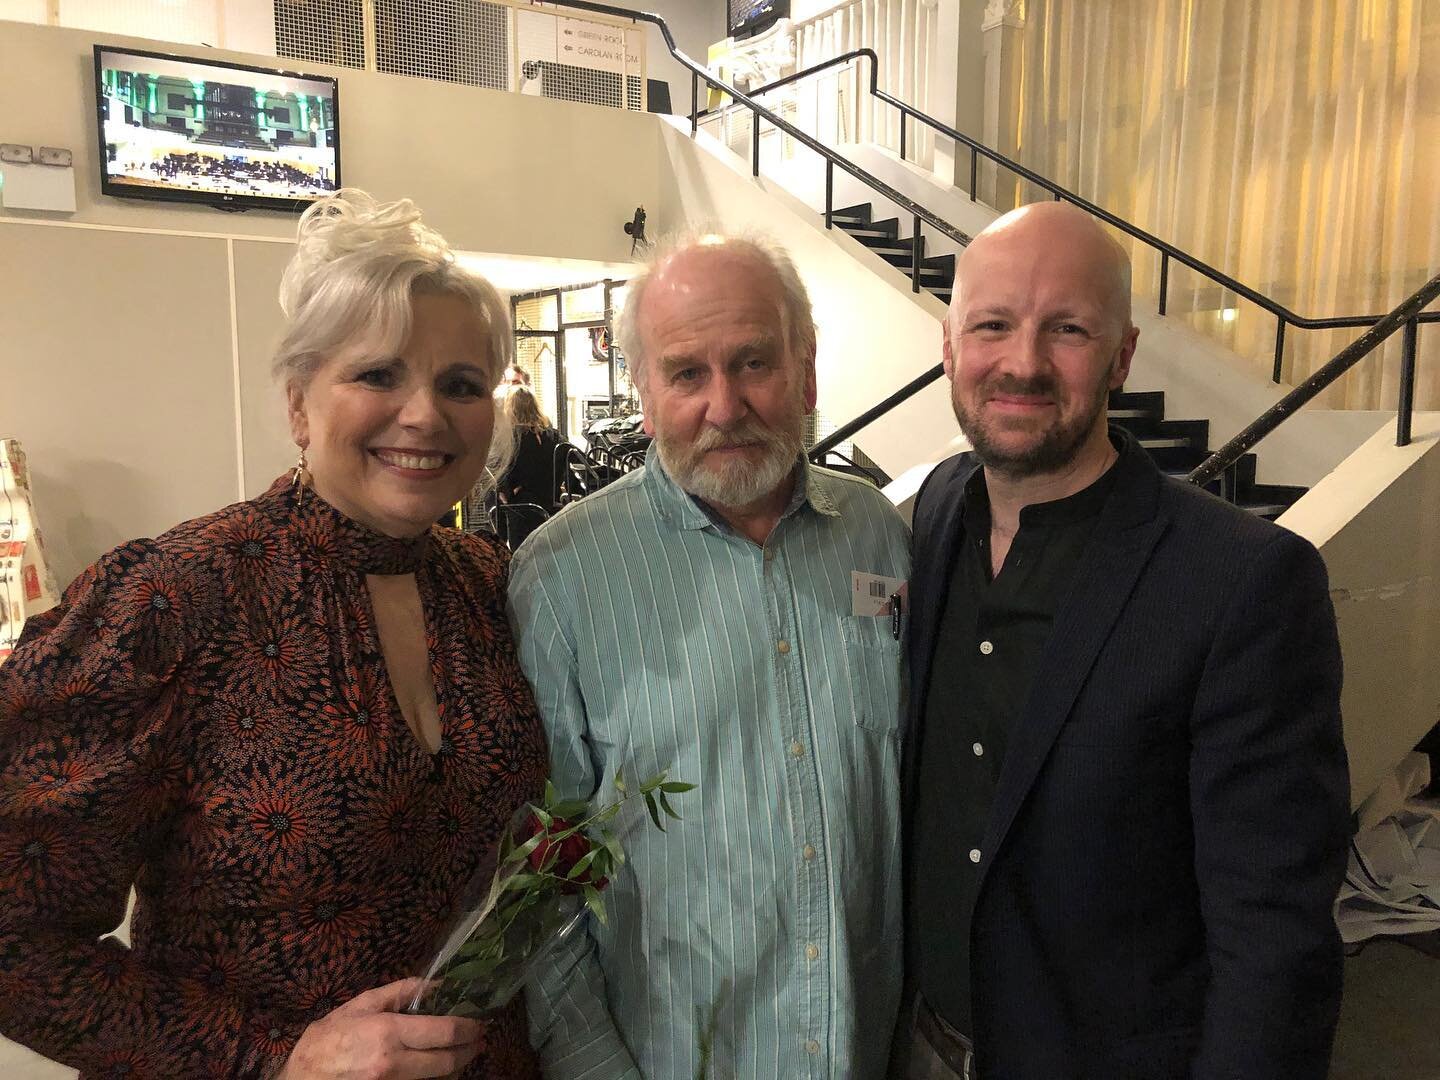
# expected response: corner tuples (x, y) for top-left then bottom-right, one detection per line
(902, 431), (1350, 1079)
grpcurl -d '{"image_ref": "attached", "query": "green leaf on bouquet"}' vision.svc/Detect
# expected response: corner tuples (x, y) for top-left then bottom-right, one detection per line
(639, 772), (668, 793)
(502, 871), (547, 892)
(532, 805), (553, 829)
(583, 883), (608, 926)
(544, 780), (557, 806)
(601, 829), (626, 867)
(549, 799), (590, 821)
(657, 789), (682, 821)
(592, 803), (622, 825)
(565, 848), (599, 879)
(613, 771), (627, 794)
(509, 830), (547, 863)
(449, 999), (484, 1019)
(660, 782), (696, 794)
(644, 791), (665, 831)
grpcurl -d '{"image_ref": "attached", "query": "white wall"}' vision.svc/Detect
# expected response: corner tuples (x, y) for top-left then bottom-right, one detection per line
(634, 0), (728, 116)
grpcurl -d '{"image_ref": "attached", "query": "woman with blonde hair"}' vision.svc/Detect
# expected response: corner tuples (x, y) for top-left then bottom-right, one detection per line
(0, 190), (544, 1079)
(497, 385), (561, 547)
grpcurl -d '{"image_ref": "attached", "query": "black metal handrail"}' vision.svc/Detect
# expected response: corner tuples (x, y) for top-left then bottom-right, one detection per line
(539, 1), (1434, 486)
(715, 44), (1440, 376)
(535, 0), (971, 294)
(1190, 273), (1440, 485)
(809, 363), (945, 460)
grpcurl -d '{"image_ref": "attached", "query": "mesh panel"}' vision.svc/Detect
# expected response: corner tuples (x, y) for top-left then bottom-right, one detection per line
(516, 7), (643, 111)
(375, 0), (509, 90)
(274, 0), (365, 69)
(513, 294), (558, 332)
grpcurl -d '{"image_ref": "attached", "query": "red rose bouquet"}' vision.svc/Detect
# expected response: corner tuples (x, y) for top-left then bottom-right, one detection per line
(406, 770), (692, 1017)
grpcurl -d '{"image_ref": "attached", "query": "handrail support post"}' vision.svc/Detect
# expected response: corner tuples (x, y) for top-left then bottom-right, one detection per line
(1158, 253), (1169, 316)
(824, 160), (834, 229)
(1272, 318), (1286, 384)
(911, 215), (923, 293)
(1397, 317), (1419, 447)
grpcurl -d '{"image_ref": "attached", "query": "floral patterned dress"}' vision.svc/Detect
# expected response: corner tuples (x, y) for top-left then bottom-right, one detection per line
(0, 477), (547, 1078)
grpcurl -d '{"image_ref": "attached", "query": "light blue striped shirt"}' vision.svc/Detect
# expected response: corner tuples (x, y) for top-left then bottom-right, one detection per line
(510, 448), (909, 1080)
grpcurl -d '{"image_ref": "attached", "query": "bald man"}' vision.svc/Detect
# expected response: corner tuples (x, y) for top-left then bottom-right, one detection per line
(898, 203), (1349, 1079)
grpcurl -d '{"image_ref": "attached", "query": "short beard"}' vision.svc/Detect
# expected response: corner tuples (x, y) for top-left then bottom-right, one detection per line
(955, 370), (1111, 480)
(656, 413), (805, 510)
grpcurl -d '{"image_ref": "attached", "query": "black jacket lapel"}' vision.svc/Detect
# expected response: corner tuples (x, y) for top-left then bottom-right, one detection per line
(977, 440), (1170, 884)
(902, 454), (978, 815)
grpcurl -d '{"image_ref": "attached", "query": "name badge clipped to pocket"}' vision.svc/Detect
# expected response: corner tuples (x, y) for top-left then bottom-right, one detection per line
(851, 570), (906, 614)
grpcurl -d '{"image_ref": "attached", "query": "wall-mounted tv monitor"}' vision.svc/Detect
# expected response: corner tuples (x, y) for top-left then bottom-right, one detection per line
(93, 45), (340, 212)
(728, 0), (789, 40)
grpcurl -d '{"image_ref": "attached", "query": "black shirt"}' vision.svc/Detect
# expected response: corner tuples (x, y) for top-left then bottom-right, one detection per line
(501, 426), (562, 510)
(909, 457), (1119, 1036)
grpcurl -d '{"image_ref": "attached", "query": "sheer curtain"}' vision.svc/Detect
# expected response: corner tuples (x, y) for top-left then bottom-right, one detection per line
(997, 0), (1440, 409)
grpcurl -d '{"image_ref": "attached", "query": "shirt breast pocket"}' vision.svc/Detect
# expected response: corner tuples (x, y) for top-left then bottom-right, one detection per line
(840, 619), (903, 738)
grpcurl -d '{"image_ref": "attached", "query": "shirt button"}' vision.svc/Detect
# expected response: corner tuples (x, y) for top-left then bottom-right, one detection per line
(806, 1040), (820, 1054)
(777, 639), (791, 654)
(972, 742), (984, 757)
(805, 943), (820, 960)
(979, 640), (994, 655)
(790, 740), (805, 758)
(969, 848), (982, 864)
(802, 843), (816, 860)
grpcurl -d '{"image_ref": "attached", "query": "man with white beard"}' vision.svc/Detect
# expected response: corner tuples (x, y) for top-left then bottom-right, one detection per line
(510, 232), (911, 1079)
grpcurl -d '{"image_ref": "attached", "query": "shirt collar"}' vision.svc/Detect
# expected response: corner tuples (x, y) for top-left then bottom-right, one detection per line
(643, 443), (842, 533)
(267, 473), (430, 574)
(962, 432), (1122, 529)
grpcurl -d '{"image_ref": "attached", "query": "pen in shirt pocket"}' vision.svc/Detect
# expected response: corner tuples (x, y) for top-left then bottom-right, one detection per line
(889, 591), (903, 640)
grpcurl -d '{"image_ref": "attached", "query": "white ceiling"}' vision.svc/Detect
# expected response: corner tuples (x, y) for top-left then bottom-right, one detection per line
(455, 251), (642, 293)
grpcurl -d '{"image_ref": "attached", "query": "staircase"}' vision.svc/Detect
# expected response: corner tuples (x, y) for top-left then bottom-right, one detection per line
(830, 202), (1309, 520)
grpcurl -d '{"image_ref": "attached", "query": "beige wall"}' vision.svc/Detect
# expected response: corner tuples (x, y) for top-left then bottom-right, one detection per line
(1282, 416), (1440, 809)
(0, 18), (666, 591)
(0, 223), (239, 587)
(0, 19), (665, 257)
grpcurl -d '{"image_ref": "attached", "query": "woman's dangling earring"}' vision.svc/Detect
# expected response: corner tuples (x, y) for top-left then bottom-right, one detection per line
(291, 446), (311, 501)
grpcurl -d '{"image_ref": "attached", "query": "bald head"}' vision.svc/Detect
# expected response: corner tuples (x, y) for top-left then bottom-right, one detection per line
(952, 202), (1133, 334)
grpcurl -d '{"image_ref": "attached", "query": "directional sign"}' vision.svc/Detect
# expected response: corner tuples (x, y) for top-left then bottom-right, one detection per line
(558, 16), (627, 75)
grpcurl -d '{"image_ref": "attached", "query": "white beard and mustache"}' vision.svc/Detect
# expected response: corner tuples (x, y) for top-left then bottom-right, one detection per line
(656, 412), (806, 511)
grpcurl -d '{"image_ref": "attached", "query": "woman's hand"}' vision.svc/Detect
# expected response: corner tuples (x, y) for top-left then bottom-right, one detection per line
(278, 978), (483, 1080)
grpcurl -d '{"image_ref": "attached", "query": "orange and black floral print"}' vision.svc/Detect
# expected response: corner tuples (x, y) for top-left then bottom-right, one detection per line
(0, 476), (547, 1079)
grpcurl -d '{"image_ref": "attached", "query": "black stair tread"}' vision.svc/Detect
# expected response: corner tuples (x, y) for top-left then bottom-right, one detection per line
(839, 217), (900, 239)
(1109, 389), (1166, 413)
(1242, 504), (1293, 520)
(832, 203), (873, 223)
(1245, 483), (1309, 503)
(871, 253), (950, 277)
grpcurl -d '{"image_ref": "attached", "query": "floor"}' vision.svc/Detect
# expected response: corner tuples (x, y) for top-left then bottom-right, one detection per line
(1331, 932), (1440, 1080)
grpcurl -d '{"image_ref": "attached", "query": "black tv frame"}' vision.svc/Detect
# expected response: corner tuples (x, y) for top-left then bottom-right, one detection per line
(728, 0), (789, 40)
(92, 44), (342, 213)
